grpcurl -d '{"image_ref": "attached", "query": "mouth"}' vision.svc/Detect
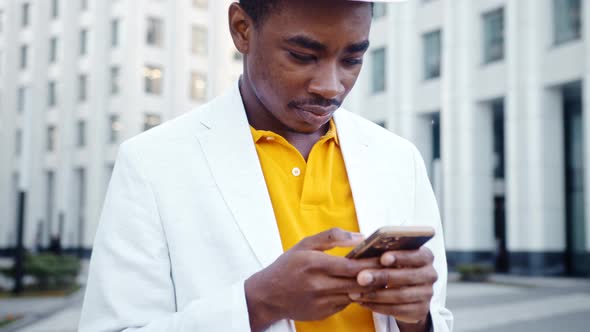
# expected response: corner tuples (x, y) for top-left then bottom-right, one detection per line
(295, 105), (339, 118)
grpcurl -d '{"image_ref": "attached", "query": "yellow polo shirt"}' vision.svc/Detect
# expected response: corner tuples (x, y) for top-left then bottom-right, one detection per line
(250, 120), (375, 332)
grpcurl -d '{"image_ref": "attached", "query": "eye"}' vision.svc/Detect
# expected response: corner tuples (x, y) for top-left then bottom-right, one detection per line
(289, 51), (316, 63)
(343, 58), (363, 66)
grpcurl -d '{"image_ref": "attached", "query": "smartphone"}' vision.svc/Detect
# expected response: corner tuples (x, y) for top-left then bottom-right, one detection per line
(346, 226), (435, 259)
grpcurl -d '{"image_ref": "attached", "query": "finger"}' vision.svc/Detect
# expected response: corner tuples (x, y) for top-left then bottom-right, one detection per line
(314, 254), (381, 278)
(360, 302), (430, 324)
(356, 266), (438, 288)
(380, 247), (434, 268)
(348, 285), (433, 304)
(293, 228), (364, 252)
(320, 277), (381, 294)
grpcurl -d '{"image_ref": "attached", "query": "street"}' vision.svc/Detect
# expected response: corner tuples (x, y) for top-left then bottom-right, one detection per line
(4, 275), (589, 332)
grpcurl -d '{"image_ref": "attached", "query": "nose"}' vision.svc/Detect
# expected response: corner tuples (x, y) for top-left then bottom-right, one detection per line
(308, 63), (345, 100)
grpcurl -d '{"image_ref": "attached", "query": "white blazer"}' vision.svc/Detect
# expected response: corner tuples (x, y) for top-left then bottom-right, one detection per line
(79, 83), (453, 332)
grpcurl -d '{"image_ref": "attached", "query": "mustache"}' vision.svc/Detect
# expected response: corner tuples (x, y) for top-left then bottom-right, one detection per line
(288, 97), (342, 109)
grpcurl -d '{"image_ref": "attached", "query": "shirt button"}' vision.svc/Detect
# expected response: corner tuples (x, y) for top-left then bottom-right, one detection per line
(265, 136), (275, 141)
(292, 167), (301, 177)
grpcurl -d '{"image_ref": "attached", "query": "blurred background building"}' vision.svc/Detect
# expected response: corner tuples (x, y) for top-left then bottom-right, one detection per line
(0, 0), (588, 277)
(0, 0), (241, 257)
(347, 0), (588, 276)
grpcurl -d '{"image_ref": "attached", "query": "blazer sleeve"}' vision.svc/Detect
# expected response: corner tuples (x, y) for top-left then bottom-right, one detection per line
(389, 145), (454, 332)
(78, 143), (252, 332)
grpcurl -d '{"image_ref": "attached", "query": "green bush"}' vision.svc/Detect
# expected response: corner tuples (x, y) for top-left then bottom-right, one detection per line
(0, 254), (81, 290)
(456, 263), (494, 282)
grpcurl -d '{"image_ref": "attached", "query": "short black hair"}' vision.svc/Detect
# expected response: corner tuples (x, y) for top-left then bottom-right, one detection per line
(239, 0), (373, 26)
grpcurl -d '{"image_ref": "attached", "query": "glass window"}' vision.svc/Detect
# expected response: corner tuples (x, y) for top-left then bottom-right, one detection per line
(80, 29), (88, 55)
(51, 0), (59, 19)
(110, 66), (120, 95)
(373, 3), (387, 19)
(190, 72), (207, 101)
(144, 113), (162, 131)
(146, 17), (164, 47)
(22, 3), (30, 27)
(483, 8), (504, 64)
(371, 47), (386, 93)
(50, 37), (58, 63)
(15, 130), (22, 156)
(79, 74), (87, 101)
(553, 0), (582, 45)
(20, 45), (28, 69)
(192, 0), (207, 9)
(17, 86), (26, 112)
(47, 126), (56, 151)
(144, 65), (163, 95)
(48, 81), (57, 107)
(191, 26), (207, 56)
(423, 29), (442, 80)
(111, 19), (120, 47)
(109, 114), (122, 143)
(77, 121), (86, 147)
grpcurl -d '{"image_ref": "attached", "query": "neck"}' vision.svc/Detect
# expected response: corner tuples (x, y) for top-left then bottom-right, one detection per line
(238, 76), (330, 153)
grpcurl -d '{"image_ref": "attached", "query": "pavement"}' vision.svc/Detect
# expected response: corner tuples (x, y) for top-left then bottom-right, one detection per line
(0, 273), (589, 332)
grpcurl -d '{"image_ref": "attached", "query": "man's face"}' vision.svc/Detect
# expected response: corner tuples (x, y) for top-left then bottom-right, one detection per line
(243, 0), (372, 134)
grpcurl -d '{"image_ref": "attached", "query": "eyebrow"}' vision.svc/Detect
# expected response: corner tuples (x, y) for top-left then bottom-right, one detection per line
(285, 35), (370, 54)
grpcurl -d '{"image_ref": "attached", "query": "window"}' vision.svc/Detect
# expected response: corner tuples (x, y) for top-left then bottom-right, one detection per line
(144, 65), (163, 95)
(483, 8), (504, 63)
(373, 3), (387, 19)
(553, 0), (582, 45)
(79, 74), (87, 101)
(191, 26), (207, 56)
(48, 81), (57, 107)
(371, 48), (386, 93)
(111, 19), (120, 47)
(50, 37), (59, 63)
(193, 0), (207, 9)
(15, 130), (23, 156)
(423, 29), (442, 79)
(109, 114), (121, 143)
(110, 66), (120, 95)
(144, 113), (162, 131)
(20, 45), (28, 69)
(47, 126), (56, 151)
(190, 72), (207, 101)
(22, 3), (30, 27)
(51, 0), (59, 19)
(17, 86), (26, 112)
(77, 121), (86, 147)
(146, 17), (164, 47)
(80, 29), (88, 55)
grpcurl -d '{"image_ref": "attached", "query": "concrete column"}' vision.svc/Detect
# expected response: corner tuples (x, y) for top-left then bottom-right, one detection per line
(506, 0), (565, 275)
(442, 0), (494, 262)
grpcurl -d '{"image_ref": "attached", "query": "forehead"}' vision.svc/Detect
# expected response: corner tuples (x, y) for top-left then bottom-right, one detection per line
(259, 0), (372, 47)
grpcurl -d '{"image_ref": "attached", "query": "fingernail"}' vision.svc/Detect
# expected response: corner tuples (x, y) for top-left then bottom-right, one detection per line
(349, 293), (361, 300)
(350, 233), (364, 241)
(382, 254), (395, 266)
(359, 272), (374, 285)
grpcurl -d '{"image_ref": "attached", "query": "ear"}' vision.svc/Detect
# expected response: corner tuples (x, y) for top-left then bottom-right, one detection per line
(228, 3), (253, 55)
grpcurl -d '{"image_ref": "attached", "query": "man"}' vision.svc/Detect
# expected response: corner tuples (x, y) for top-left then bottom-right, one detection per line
(79, 0), (453, 331)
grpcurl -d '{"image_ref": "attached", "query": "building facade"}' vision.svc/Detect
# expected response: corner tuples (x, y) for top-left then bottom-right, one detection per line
(347, 0), (589, 276)
(0, 0), (242, 255)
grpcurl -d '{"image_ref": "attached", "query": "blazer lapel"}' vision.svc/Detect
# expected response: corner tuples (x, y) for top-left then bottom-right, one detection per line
(194, 85), (284, 268)
(334, 111), (390, 236)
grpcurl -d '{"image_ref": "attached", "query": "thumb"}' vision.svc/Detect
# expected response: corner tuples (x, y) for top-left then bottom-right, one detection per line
(293, 228), (365, 252)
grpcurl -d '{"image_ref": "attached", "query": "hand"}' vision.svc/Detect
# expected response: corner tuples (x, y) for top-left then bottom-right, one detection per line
(245, 228), (381, 332)
(349, 247), (437, 327)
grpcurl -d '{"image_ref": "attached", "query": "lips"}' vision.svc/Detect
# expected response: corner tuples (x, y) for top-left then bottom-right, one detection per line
(297, 105), (339, 116)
